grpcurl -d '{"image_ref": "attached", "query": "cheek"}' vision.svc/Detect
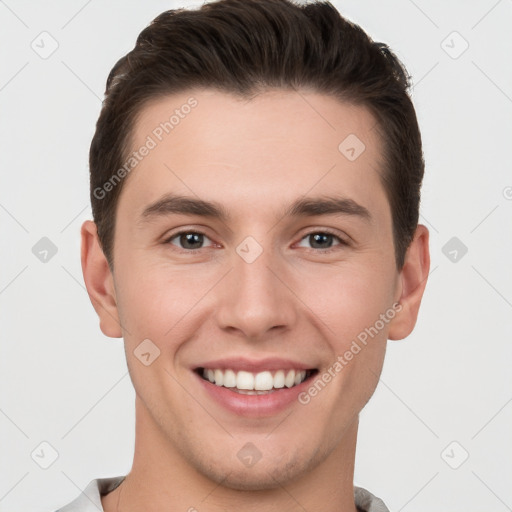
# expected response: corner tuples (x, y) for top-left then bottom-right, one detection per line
(114, 260), (216, 346)
(297, 259), (397, 344)
(319, 264), (395, 403)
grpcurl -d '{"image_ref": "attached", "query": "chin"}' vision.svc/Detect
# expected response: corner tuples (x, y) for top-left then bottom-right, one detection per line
(188, 445), (318, 492)
(203, 463), (301, 491)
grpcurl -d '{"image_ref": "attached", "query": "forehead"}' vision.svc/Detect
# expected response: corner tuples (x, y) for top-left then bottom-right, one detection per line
(121, 88), (389, 224)
(133, 88), (382, 160)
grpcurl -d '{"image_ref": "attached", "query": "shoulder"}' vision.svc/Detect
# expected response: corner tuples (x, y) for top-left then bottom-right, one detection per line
(53, 475), (126, 512)
(354, 485), (391, 512)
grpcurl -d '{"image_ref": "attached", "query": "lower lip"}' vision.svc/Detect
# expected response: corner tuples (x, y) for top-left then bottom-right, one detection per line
(194, 371), (315, 417)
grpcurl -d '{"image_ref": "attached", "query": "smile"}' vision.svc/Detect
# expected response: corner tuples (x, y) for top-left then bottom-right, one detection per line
(196, 368), (317, 394)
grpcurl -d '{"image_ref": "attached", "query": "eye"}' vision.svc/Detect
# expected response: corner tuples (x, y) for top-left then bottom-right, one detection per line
(165, 230), (215, 251)
(296, 231), (348, 252)
(163, 229), (348, 253)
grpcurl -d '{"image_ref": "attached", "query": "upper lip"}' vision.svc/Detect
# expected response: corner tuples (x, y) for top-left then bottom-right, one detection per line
(194, 357), (316, 373)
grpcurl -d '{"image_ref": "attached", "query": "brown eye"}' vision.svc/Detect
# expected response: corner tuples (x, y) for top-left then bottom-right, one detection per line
(297, 231), (347, 251)
(166, 231), (214, 250)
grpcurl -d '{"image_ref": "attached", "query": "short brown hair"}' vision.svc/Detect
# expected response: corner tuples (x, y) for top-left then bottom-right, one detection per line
(89, 0), (424, 269)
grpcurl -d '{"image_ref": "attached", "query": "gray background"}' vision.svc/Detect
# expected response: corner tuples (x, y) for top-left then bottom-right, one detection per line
(1, 1), (511, 511)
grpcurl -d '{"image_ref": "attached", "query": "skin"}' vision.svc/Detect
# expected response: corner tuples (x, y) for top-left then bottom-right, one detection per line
(81, 88), (430, 512)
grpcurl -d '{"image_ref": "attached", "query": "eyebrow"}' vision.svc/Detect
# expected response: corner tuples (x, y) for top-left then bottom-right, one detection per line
(139, 193), (371, 224)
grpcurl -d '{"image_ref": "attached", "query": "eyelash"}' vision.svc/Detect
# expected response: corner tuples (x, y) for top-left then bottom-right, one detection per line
(163, 229), (349, 254)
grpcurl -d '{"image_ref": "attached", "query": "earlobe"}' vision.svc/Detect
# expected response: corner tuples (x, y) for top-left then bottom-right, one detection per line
(388, 224), (430, 341)
(80, 220), (123, 338)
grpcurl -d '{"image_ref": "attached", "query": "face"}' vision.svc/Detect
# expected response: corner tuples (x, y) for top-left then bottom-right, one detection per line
(87, 88), (420, 490)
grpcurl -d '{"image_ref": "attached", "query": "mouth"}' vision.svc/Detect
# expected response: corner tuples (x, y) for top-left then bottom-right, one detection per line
(194, 367), (319, 395)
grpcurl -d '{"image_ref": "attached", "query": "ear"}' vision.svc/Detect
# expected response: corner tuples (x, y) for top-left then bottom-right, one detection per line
(388, 224), (430, 341)
(80, 220), (122, 338)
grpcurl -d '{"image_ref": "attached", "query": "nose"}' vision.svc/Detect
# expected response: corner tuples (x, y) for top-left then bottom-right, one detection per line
(215, 242), (298, 340)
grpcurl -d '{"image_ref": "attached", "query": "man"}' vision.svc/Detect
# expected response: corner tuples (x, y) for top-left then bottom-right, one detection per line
(56, 0), (430, 510)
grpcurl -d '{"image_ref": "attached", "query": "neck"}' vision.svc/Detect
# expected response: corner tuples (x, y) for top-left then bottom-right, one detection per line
(102, 397), (360, 512)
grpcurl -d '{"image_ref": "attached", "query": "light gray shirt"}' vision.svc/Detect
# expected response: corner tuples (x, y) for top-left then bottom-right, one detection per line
(55, 475), (390, 512)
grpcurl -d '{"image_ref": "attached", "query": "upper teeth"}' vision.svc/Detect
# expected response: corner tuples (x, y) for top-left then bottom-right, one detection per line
(202, 368), (308, 390)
